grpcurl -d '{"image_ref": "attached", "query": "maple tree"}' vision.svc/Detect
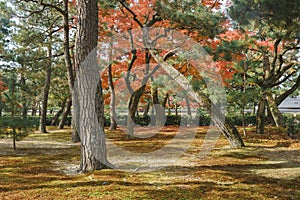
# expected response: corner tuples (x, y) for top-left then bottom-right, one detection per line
(96, 0), (245, 146)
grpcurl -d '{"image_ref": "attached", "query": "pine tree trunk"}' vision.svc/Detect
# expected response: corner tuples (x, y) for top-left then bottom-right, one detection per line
(75, 0), (111, 172)
(20, 68), (27, 119)
(198, 92), (244, 147)
(152, 86), (166, 126)
(61, 0), (80, 142)
(95, 80), (105, 130)
(51, 98), (66, 126)
(266, 105), (276, 125)
(31, 105), (37, 116)
(108, 64), (117, 130)
(256, 97), (266, 134)
(266, 93), (285, 127)
(39, 41), (52, 133)
(185, 96), (192, 116)
(58, 97), (71, 129)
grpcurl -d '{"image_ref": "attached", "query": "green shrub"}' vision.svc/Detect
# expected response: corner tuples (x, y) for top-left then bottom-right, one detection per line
(0, 116), (39, 149)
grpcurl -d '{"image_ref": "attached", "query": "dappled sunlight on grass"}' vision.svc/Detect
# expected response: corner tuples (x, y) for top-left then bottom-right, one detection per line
(0, 126), (300, 199)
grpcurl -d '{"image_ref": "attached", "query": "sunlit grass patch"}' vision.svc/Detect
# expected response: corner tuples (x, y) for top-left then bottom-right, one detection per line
(0, 125), (300, 199)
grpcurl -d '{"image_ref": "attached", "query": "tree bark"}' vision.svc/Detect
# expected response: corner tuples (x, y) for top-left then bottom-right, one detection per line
(152, 86), (166, 126)
(185, 96), (192, 116)
(51, 98), (66, 126)
(127, 85), (146, 137)
(266, 92), (285, 127)
(199, 92), (245, 147)
(20, 66), (27, 119)
(60, 0), (80, 142)
(256, 96), (266, 134)
(31, 104), (37, 116)
(75, 0), (111, 172)
(95, 80), (105, 130)
(58, 97), (72, 129)
(108, 64), (117, 130)
(39, 41), (52, 133)
(276, 75), (300, 105)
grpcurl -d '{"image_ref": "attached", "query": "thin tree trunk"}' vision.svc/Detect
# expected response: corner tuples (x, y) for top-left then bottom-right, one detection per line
(108, 64), (117, 130)
(252, 102), (256, 115)
(13, 127), (16, 151)
(242, 60), (247, 137)
(60, 0), (80, 142)
(199, 92), (245, 147)
(185, 96), (192, 116)
(31, 105), (37, 116)
(51, 98), (66, 126)
(58, 97), (71, 129)
(152, 86), (165, 126)
(39, 40), (52, 133)
(20, 67), (27, 119)
(22, 105), (27, 119)
(38, 104), (41, 116)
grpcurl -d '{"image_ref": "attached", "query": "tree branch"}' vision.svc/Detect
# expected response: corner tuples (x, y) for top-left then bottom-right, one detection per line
(119, 0), (143, 28)
(276, 74), (300, 105)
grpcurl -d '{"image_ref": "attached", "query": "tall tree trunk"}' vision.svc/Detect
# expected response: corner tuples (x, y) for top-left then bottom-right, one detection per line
(266, 92), (285, 127)
(20, 66), (27, 119)
(61, 0), (80, 142)
(256, 96), (266, 134)
(185, 96), (192, 116)
(51, 98), (66, 126)
(198, 92), (245, 147)
(152, 86), (166, 126)
(39, 40), (52, 133)
(175, 104), (178, 116)
(241, 60), (247, 137)
(38, 104), (41, 116)
(95, 80), (105, 130)
(143, 102), (150, 117)
(75, 0), (111, 172)
(108, 64), (117, 130)
(58, 97), (71, 129)
(127, 85), (146, 137)
(31, 104), (37, 116)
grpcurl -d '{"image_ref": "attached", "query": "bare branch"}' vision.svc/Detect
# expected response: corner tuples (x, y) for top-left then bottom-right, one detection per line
(119, 0), (143, 28)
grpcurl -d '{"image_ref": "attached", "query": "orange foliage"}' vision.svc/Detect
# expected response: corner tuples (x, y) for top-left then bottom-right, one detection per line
(0, 80), (7, 92)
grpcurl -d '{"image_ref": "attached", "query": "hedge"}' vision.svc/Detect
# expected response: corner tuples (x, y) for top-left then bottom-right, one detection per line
(1, 114), (299, 130)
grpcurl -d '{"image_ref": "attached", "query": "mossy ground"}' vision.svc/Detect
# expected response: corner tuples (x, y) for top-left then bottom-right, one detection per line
(0, 126), (299, 199)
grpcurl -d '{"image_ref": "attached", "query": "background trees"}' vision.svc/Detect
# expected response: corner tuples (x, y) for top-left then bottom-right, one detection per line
(229, 0), (300, 134)
(0, 0), (299, 171)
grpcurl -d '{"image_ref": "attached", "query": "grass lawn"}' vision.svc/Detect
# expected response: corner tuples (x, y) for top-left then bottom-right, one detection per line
(0, 126), (299, 200)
